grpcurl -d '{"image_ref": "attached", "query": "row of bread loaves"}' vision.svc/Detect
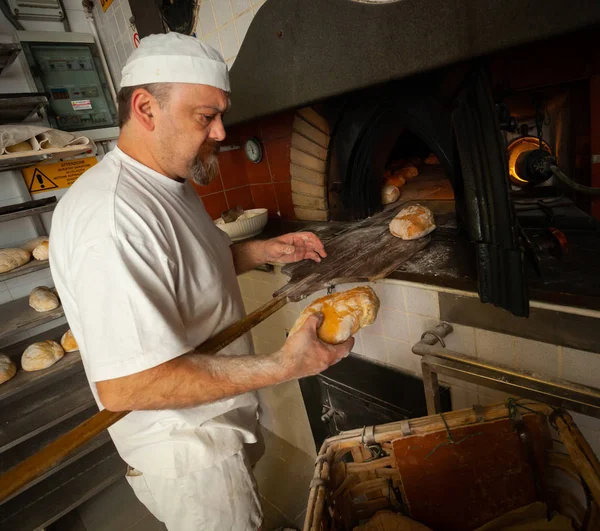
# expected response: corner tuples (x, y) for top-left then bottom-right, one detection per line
(0, 329), (78, 384)
(0, 237), (49, 274)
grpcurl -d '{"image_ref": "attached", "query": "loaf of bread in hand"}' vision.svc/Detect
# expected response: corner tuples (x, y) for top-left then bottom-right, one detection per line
(389, 204), (436, 240)
(61, 329), (78, 353)
(29, 286), (60, 312)
(290, 286), (380, 344)
(22, 340), (64, 371)
(0, 248), (30, 273)
(0, 354), (17, 385)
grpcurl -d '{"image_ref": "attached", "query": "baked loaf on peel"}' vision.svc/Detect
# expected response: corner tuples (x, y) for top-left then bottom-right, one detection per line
(389, 204), (436, 241)
(289, 286), (380, 344)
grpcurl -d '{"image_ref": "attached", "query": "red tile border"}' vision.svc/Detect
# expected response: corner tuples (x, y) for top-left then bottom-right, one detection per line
(265, 137), (291, 182)
(250, 183), (279, 217)
(273, 181), (295, 220)
(225, 186), (255, 211)
(219, 149), (248, 189)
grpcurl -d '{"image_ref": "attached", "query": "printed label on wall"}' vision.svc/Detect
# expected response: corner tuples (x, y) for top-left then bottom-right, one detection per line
(100, 0), (114, 12)
(22, 157), (98, 194)
(72, 99), (92, 111)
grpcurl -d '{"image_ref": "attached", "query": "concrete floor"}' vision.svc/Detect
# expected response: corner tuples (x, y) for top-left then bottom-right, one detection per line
(50, 426), (315, 531)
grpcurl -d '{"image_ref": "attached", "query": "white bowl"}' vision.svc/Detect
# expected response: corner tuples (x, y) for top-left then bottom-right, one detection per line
(214, 208), (268, 241)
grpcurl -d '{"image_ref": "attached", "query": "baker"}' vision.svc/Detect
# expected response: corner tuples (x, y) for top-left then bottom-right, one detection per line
(49, 33), (354, 531)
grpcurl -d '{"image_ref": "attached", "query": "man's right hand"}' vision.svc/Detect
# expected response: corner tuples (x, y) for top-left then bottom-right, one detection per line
(276, 313), (354, 380)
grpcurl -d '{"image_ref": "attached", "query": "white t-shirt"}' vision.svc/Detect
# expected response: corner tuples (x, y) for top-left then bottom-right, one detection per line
(49, 147), (258, 478)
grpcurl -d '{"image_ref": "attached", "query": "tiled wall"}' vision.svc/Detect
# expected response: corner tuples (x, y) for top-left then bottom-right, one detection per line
(89, 0), (135, 88)
(238, 269), (600, 459)
(197, 0), (265, 68)
(195, 112), (295, 220)
(92, 0), (264, 88)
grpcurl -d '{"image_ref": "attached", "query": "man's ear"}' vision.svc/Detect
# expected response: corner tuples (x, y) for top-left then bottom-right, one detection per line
(130, 88), (157, 131)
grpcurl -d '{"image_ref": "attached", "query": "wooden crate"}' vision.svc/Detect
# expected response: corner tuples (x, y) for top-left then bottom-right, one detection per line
(304, 401), (600, 531)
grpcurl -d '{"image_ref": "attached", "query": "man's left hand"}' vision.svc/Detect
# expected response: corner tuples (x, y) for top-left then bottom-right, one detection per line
(262, 232), (327, 264)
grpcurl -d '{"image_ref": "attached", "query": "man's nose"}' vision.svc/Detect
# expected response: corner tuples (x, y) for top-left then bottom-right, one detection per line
(209, 117), (226, 142)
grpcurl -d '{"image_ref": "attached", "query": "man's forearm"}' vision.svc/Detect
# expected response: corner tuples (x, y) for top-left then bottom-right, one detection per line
(230, 240), (266, 275)
(98, 350), (290, 411)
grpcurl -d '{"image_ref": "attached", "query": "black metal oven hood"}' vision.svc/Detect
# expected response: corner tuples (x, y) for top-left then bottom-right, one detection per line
(226, 0), (600, 126)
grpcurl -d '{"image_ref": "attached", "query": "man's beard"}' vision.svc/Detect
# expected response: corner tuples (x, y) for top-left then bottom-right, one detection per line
(188, 141), (220, 186)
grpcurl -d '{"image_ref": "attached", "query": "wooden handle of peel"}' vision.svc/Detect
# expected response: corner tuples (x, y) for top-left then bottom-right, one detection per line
(0, 293), (290, 503)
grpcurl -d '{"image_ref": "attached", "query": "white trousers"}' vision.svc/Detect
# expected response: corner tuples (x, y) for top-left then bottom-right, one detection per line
(125, 450), (263, 531)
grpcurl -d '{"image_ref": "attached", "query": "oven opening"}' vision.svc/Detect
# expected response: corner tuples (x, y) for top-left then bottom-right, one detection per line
(380, 130), (454, 211)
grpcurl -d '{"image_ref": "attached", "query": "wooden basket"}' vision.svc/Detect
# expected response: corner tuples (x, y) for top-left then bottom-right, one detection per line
(303, 401), (600, 531)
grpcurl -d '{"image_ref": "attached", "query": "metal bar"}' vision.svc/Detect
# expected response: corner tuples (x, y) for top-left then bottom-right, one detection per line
(420, 354), (600, 418)
(421, 361), (442, 414)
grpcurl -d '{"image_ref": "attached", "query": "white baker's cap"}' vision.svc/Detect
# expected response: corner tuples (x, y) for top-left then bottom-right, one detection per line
(120, 32), (230, 92)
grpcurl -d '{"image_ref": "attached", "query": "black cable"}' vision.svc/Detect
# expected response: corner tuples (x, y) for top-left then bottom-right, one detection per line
(0, 0), (24, 30)
(550, 165), (600, 196)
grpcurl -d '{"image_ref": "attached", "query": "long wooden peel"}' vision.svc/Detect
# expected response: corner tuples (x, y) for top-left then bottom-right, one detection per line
(0, 283), (302, 504)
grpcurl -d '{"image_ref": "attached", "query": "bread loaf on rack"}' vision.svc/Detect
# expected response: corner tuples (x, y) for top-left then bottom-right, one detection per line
(61, 329), (78, 353)
(0, 248), (30, 273)
(32, 240), (49, 260)
(21, 340), (64, 371)
(290, 286), (380, 344)
(22, 237), (48, 253)
(29, 286), (60, 312)
(0, 354), (17, 385)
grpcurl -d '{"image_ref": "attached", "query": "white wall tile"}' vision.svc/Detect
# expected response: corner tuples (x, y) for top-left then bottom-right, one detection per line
(352, 332), (387, 363)
(374, 282), (405, 311)
(235, 8), (254, 44)
(514, 337), (559, 378)
(562, 347), (600, 389)
(237, 276), (254, 299)
(0, 281), (7, 292)
(243, 297), (260, 313)
(384, 337), (420, 374)
(403, 286), (439, 318)
(350, 330), (365, 355)
(253, 280), (275, 303)
(212, 0), (234, 27)
(443, 323), (476, 356)
(406, 314), (438, 345)
(198, 0), (218, 36)
(380, 307), (409, 342)
(449, 385), (479, 411)
(0, 290), (13, 305)
(477, 386), (514, 406)
(202, 31), (223, 57)
(219, 22), (240, 60)
(360, 331), (386, 363)
(231, 0), (252, 16)
(475, 329), (515, 366)
(258, 380), (316, 457)
(65, 9), (90, 33)
(5, 268), (53, 290)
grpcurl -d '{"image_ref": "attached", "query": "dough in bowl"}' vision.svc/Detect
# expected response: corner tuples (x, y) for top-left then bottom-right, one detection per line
(0, 248), (30, 273)
(22, 340), (64, 371)
(389, 204), (436, 241)
(289, 286), (380, 344)
(29, 286), (60, 312)
(0, 354), (17, 385)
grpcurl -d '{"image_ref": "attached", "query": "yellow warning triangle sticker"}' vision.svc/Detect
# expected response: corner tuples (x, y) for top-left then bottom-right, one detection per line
(27, 168), (59, 193)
